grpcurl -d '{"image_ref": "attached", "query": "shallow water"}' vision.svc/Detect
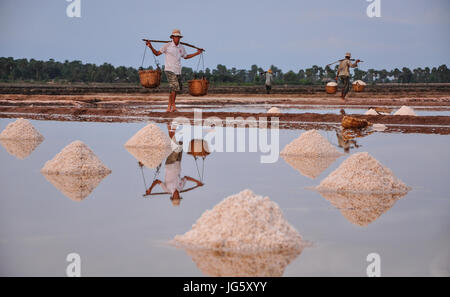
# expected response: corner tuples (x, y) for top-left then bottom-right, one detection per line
(0, 118), (449, 276)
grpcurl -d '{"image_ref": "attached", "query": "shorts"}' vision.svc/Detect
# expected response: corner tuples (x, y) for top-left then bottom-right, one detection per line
(165, 71), (182, 93)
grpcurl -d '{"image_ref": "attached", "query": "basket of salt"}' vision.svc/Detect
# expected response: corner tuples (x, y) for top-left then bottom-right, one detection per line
(139, 69), (161, 88)
(352, 80), (366, 92)
(342, 116), (371, 129)
(325, 82), (338, 94)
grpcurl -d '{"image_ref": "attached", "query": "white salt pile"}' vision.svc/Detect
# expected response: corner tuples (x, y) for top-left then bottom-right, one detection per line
(281, 155), (338, 179)
(125, 146), (171, 169)
(183, 247), (302, 277)
(281, 130), (343, 157)
(0, 118), (44, 140)
(267, 107), (281, 114)
(173, 189), (303, 252)
(41, 140), (111, 175)
(372, 123), (387, 132)
(326, 81), (338, 87)
(42, 172), (109, 201)
(364, 109), (378, 115)
(394, 106), (417, 116)
(124, 123), (171, 148)
(0, 138), (43, 160)
(316, 152), (410, 193)
(353, 80), (367, 86)
(319, 191), (407, 226)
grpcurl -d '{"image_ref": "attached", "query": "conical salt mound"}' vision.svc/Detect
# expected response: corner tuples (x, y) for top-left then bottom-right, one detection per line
(42, 172), (110, 201)
(0, 118), (44, 140)
(173, 189), (303, 252)
(182, 247), (302, 277)
(394, 106), (417, 116)
(124, 123), (171, 148)
(281, 130), (343, 157)
(318, 191), (407, 227)
(125, 145), (172, 169)
(0, 138), (43, 160)
(316, 152), (410, 193)
(41, 140), (111, 175)
(282, 155), (338, 179)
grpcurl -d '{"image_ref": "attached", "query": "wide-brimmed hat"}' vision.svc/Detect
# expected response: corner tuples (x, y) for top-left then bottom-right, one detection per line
(345, 52), (351, 58)
(170, 29), (183, 38)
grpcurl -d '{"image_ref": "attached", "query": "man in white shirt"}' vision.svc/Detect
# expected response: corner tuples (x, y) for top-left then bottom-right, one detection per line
(146, 29), (204, 112)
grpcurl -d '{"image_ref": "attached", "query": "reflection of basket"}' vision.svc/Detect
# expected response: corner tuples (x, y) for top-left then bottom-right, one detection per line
(187, 139), (210, 158)
(325, 85), (337, 94)
(342, 116), (371, 129)
(352, 83), (365, 92)
(139, 69), (161, 88)
(188, 78), (209, 96)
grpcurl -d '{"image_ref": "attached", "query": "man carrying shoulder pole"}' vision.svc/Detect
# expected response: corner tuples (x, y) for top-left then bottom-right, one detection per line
(146, 29), (204, 112)
(336, 52), (360, 101)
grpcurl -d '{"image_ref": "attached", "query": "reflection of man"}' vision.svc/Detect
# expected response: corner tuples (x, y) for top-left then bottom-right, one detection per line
(145, 125), (203, 206)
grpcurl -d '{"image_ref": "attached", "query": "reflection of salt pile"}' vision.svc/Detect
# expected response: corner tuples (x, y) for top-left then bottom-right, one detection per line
(183, 247), (302, 277)
(0, 138), (44, 160)
(365, 109), (378, 115)
(41, 141), (111, 175)
(267, 107), (281, 114)
(125, 146), (171, 168)
(124, 123), (171, 148)
(0, 118), (44, 159)
(281, 130), (343, 157)
(173, 189), (303, 252)
(40, 141), (111, 201)
(319, 191), (407, 226)
(394, 106), (417, 116)
(42, 172), (109, 201)
(124, 123), (173, 168)
(282, 155), (338, 179)
(0, 118), (44, 140)
(316, 152), (410, 193)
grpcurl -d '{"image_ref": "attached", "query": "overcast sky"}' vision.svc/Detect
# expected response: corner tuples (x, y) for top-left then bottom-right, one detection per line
(0, 0), (449, 72)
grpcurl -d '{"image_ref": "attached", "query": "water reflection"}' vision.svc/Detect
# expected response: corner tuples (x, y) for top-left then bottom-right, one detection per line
(181, 247), (303, 277)
(0, 138), (43, 160)
(42, 172), (110, 201)
(282, 155), (339, 179)
(335, 128), (374, 153)
(318, 191), (408, 226)
(131, 124), (209, 206)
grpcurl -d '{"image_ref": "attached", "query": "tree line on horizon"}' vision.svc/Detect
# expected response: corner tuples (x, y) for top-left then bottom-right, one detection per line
(0, 57), (449, 85)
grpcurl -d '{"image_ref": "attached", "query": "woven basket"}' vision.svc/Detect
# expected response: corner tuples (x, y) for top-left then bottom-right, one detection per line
(352, 83), (365, 92)
(187, 139), (210, 158)
(325, 85), (337, 94)
(342, 116), (371, 129)
(139, 69), (161, 88)
(188, 78), (209, 96)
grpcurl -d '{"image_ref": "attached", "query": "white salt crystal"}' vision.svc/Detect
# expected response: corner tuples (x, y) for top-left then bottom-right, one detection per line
(326, 82), (338, 87)
(353, 80), (367, 86)
(316, 152), (410, 193)
(267, 107), (281, 114)
(173, 189), (303, 252)
(394, 106), (417, 116)
(124, 123), (171, 148)
(0, 118), (44, 140)
(365, 109), (379, 115)
(281, 130), (343, 157)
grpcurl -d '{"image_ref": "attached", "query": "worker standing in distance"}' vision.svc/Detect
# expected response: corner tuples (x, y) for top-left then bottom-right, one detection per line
(146, 29), (204, 112)
(336, 52), (360, 100)
(265, 69), (274, 94)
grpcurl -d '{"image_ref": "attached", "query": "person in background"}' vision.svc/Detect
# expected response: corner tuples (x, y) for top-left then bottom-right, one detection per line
(264, 69), (273, 94)
(146, 29), (204, 112)
(336, 52), (360, 100)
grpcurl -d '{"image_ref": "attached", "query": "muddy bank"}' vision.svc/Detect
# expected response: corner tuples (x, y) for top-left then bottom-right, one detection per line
(1, 82), (450, 96)
(1, 104), (449, 135)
